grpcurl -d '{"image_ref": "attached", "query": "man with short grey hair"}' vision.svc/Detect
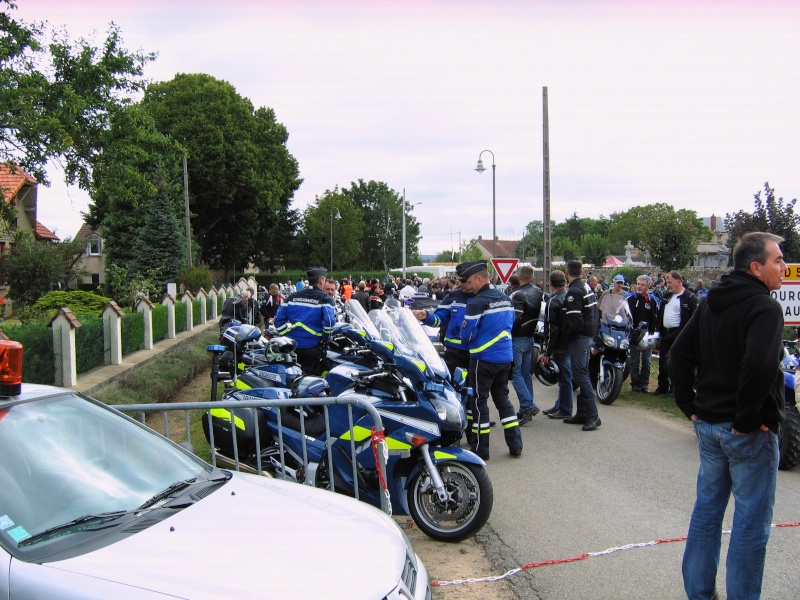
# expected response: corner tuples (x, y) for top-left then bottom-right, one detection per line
(671, 231), (786, 599)
(626, 275), (659, 393)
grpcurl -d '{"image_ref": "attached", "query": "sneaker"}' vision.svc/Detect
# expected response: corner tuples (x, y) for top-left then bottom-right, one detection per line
(547, 410), (571, 419)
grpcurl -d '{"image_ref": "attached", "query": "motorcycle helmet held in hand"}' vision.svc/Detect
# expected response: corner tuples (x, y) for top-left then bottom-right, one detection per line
(636, 331), (660, 352)
(534, 360), (560, 386)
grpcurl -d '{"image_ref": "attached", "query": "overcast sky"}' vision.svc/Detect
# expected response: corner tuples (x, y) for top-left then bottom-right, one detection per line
(14, 0), (800, 255)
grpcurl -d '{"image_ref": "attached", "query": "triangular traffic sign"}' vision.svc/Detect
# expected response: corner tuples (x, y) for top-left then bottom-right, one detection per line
(491, 258), (519, 284)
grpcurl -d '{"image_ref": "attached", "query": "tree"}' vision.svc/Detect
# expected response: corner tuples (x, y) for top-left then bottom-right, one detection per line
(553, 237), (581, 262)
(581, 233), (609, 267)
(725, 183), (800, 262)
(433, 249), (460, 263)
(140, 74), (301, 273)
(130, 192), (186, 285)
(296, 188), (364, 271)
(3, 231), (86, 307)
(516, 220), (544, 263)
(86, 105), (185, 273)
(1, 2), (154, 190)
(637, 206), (709, 270)
(341, 180), (415, 270)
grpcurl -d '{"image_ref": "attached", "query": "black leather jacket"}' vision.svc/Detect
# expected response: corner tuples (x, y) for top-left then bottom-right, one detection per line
(510, 283), (543, 337)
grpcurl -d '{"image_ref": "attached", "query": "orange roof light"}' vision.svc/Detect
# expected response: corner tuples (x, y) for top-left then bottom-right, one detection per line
(0, 340), (23, 397)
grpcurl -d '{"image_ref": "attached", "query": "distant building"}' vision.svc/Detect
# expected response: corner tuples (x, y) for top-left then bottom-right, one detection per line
(475, 235), (519, 259)
(74, 223), (105, 287)
(695, 214), (731, 268)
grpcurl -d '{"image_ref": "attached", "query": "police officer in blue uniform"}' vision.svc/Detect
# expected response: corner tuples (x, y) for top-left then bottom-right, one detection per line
(274, 266), (336, 375)
(459, 261), (522, 459)
(413, 262), (476, 438)
(413, 262), (475, 377)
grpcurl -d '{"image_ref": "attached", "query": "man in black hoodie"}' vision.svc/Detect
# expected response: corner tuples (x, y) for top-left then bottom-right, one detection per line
(670, 232), (786, 600)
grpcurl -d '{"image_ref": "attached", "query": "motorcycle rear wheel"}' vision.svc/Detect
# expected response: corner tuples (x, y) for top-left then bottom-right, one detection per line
(779, 404), (800, 471)
(408, 461), (493, 543)
(597, 365), (624, 405)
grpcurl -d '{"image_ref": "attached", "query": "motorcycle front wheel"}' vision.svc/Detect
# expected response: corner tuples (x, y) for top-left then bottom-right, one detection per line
(408, 461), (493, 543)
(597, 365), (624, 405)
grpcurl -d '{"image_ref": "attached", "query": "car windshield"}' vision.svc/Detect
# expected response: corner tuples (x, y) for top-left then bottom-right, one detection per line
(0, 392), (209, 556)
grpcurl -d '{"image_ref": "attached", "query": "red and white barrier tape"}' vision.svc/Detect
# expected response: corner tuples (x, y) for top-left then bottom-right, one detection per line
(431, 521), (800, 587)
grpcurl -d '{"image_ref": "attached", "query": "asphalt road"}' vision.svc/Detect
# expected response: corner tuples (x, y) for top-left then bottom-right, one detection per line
(475, 384), (800, 600)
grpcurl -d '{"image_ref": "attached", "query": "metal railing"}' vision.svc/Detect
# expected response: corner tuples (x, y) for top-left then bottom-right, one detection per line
(112, 395), (391, 515)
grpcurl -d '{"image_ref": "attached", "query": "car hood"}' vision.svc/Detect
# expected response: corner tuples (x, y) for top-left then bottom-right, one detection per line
(38, 472), (406, 599)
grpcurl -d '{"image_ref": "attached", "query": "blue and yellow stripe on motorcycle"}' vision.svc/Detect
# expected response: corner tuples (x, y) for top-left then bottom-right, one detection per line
(210, 408), (245, 430)
(339, 425), (411, 451)
(234, 379), (252, 390)
(411, 359), (427, 373)
(433, 450), (457, 460)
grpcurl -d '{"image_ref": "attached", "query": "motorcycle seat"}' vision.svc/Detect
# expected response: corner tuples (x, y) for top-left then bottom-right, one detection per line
(279, 406), (327, 437)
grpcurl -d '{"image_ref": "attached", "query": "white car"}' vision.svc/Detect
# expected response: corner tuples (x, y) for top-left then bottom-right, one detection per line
(0, 380), (430, 599)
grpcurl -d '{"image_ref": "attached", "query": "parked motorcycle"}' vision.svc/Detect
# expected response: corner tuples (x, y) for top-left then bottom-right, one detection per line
(591, 293), (632, 405)
(204, 300), (493, 542)
(780, 340), (800, 470)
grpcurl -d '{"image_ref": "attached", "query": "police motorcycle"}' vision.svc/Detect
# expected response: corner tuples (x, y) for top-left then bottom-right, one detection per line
(590, 293), (633, 405)
(529, 293), (548, 375)
(203, 300), (494, 542)
(779, 341), (800, 470)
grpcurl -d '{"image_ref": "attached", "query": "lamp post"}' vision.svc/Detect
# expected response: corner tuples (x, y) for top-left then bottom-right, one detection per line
(402, 190), (422, 280)
(330, 208), (341, 273)
(474, 150), (496, 258)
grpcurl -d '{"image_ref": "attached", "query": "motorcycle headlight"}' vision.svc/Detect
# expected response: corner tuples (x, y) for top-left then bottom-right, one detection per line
(430, 391), (465, 429)
(602, 334), (616, 347)
(620, 338), (630, 350)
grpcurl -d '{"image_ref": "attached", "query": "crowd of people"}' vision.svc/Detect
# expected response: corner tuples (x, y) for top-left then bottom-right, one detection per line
(216, 232), (787, 599)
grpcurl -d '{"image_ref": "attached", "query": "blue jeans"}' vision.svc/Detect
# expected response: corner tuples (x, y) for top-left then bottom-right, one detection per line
(552, 350), (573, 415)
(628, 345), (652, 390)
(511, 336), (536, 412)
(682, 420), (779, 600)
(567, 335), (597, 419)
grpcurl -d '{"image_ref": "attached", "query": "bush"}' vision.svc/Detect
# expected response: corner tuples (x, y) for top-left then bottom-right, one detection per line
(33, 290), (113, 316)
(182, 265), (213, 293)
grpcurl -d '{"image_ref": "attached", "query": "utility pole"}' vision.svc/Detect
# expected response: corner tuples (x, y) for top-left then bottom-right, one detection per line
(542, 87), (551, 292)
(183, 154), (192, 268)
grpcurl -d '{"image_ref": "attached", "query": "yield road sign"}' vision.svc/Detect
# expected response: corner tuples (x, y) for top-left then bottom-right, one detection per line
(491, 258), (519, 284)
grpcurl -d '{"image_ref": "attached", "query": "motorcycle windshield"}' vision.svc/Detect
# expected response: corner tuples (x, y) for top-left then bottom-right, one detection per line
(343, 299), (381, 340)
(368, 308), (418, 360)
(392, 305), (449, 378)
(598, 293), (632, 328)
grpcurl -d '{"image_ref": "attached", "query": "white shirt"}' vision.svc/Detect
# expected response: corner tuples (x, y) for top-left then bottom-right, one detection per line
(398, 285), (417, 300)
(663, 292), (683, 328)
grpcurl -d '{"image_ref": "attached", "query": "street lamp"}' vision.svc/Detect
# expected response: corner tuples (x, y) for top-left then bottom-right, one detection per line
(474, 150), (496, 258)
(330, 208), (341, 272)
(402, 189), (422, 280)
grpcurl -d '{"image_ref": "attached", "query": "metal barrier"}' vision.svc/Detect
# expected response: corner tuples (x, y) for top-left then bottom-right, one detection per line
(112, 395), (391, 515)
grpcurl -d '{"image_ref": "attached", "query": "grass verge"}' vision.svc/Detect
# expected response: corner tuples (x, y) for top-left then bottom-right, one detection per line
(91, 329), (220, 460)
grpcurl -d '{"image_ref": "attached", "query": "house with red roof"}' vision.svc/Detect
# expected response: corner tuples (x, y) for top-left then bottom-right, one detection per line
(0, 164), (60, 295)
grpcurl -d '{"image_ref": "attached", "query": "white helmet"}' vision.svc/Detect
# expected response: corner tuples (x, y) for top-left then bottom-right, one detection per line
(636, 331), (660, 352)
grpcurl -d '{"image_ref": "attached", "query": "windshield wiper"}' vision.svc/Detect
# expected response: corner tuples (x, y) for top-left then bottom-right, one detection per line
(19, 511), (133, 547)
(138, 478), (198, 510)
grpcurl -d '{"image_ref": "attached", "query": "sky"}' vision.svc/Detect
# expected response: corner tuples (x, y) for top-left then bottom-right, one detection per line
(13, 0), (800, 256)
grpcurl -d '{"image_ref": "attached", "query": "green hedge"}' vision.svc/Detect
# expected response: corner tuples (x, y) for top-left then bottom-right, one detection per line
(153, 305), (168, 342)
(192, 299), (202, 326)
(1, 323), (55, 385)
(75, 315), (104, 375)
(175, 302), (187, 334)
(121, 311), (144, 356)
